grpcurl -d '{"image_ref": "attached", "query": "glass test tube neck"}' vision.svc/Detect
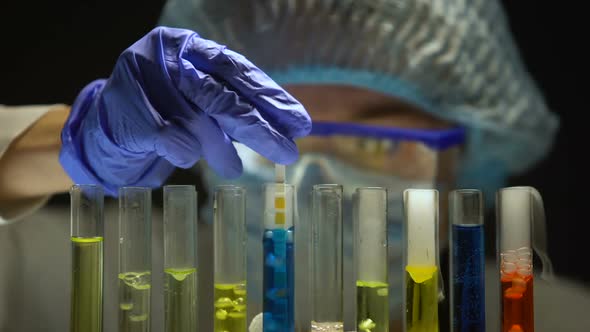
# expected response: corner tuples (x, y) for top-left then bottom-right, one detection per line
(311, 184), (343, 325)
(214, 185), (247, 284)
(70, 184), (104, 238)
(264, 183), (294, 230)
(119, 187), (152, 273)
(164, 185), (198, 270)
(313, 183), (342, 190)
(450, 189), (483, 226)
(497, 187), (533, 253)
(496, 186), (555, 279)
(354, 187), (388, 283)
(404, 189), (438, 267)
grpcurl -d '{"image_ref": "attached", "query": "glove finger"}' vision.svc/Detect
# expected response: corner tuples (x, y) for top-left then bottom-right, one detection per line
(156, 111), (243, 178)
(155, 122), (203, 169)
(181, 37), (312, 139)
(214, 108), (299, 165)
(177, 69), (299, 165)
(183, 111), (243, 178)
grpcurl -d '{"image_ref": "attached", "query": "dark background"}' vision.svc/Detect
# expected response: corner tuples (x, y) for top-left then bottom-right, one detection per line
(0, 1), (585, 283)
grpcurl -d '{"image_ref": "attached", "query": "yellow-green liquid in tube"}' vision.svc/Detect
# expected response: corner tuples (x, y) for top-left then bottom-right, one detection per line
(357, 280), (389, 332)
(119, 271), (151, 332)
(405, 265), (439, 332)
(164, 268), (197, 332)
(71, 237), (103, 332)
(214, 283), (247, 332)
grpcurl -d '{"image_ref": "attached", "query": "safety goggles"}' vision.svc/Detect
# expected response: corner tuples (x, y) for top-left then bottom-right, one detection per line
(258, 121), (466, 182)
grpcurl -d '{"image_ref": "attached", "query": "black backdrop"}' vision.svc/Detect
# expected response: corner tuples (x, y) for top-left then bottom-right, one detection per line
(0, 1), (585, 283)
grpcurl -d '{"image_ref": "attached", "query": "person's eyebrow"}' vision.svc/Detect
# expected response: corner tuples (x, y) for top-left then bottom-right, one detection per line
(350, 100), (437, 121)
(349, 103), (407, 120)
(350, 102), (454, 129)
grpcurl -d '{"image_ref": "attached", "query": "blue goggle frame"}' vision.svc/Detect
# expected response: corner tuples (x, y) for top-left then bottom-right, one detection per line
(309, 121), (466, 151)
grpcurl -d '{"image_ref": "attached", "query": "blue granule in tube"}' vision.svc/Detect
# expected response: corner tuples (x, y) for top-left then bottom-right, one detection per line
(452, 224), (486, 332)
(263, 227), (294, 332)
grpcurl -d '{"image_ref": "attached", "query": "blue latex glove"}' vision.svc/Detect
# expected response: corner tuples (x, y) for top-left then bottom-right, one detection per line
(60, 27), (311, 196)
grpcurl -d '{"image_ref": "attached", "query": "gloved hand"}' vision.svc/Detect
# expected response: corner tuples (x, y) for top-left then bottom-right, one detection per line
(60, 27), (311, 196)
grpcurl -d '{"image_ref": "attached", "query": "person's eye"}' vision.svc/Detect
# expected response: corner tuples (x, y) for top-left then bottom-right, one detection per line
(361, 138), (378, 154)
(379, 139), (399, 156)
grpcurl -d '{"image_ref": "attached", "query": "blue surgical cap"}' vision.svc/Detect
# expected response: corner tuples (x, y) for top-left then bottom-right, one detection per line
(159, 0), (559, 194)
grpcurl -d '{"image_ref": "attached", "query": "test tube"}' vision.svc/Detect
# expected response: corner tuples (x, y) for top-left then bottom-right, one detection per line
(354, 187), (389, 332)
(310, 184), (343, 332)
(263, 182), (295, 332)
(449, 190), (485, 332)
(403, 189), (439, 332)
(163, 185), (198, 332)
(70, 184), (104, 332)
(214, 185), (247, 332)
(496, 187), (553, 332)
(118, 187), (152, 332)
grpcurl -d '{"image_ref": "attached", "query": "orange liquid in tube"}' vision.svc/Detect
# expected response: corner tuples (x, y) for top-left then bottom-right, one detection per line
(497, 187), (550, 332)
(501, 272), (534, 332)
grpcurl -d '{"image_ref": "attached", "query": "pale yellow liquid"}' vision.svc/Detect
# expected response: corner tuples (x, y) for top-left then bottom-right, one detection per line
(70, 237), (103, 332)
(214, 283), (247, 332)
(357, 280), (389, 332)
(119, 271), (151, 332)
(164, 268), (197, 332)
(405, 265), (439, 332)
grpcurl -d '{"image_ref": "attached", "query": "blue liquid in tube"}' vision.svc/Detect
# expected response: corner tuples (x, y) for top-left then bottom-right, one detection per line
(263, 227), (294, 332)
(452, 224), (486, 332)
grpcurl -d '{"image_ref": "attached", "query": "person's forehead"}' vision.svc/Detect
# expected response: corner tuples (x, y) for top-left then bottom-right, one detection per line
(286, 84), (452, 129)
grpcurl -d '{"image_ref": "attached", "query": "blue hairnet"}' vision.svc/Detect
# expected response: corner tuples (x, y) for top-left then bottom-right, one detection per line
(159, 0), (559, 194)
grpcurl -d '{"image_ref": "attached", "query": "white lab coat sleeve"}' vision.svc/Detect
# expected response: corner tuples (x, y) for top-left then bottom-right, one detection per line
(0, 104), (66, 225)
